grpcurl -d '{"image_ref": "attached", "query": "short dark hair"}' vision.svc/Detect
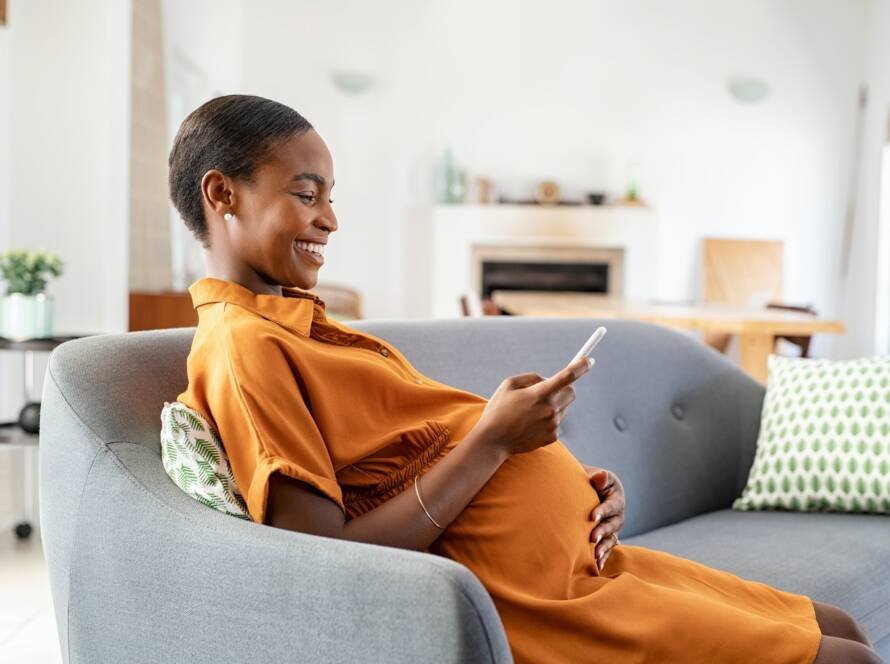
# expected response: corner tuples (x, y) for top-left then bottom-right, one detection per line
(168, 94), (313, 246)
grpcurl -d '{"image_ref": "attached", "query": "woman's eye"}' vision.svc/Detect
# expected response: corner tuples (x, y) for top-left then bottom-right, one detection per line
(295, 193), (316, 204)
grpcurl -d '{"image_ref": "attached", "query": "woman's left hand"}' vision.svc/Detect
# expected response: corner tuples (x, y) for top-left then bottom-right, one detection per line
(583, 465), (626, 570)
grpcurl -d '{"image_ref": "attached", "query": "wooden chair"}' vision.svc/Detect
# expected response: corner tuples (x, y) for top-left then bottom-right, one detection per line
(459, 292), (503, 317)
(766, 302), (818, 358)
(700, 238), (815, 357)
(312, 282), (364, 321)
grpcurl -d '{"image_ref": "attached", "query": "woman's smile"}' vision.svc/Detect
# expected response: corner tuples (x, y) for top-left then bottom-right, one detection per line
(294, 240), (325, 265)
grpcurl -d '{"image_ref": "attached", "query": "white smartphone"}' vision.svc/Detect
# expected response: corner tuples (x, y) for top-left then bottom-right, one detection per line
(570, 326), (607, 368)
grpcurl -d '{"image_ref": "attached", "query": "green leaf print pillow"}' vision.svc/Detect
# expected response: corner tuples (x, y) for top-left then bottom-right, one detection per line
(160, 401), (250, 520)
(733, 355), (890, 514)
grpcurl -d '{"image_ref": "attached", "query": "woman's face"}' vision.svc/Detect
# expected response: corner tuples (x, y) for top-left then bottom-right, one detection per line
(218, 128), (338, 292)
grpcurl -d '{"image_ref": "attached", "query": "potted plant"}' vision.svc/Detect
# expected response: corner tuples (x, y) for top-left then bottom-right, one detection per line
(0, 249), (64, 340)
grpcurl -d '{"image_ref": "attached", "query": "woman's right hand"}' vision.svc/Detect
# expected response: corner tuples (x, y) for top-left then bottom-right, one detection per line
(476, 356), (593, 457)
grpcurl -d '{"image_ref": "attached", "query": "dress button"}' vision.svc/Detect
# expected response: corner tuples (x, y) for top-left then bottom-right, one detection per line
(613, 415), (626, 432)
(379, 347), (390, 357)
(416, 378), (423, 384)
(671, 404), (685, 420)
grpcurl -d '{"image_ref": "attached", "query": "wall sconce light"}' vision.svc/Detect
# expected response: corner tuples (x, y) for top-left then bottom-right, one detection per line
(727, 76), (771, 104)
(331, 70), (376, 95)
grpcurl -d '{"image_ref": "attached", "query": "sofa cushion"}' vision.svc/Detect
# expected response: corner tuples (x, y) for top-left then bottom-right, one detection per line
(624, 509), (890, 645)
(160, 401), (250, 520)
(734, 355), (890, 514)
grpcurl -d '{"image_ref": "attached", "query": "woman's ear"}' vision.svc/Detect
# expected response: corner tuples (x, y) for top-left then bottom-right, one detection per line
(200, 169), (234, 217)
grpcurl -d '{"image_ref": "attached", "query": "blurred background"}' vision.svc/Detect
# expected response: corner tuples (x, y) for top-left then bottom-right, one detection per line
(2, 1), (890, 659)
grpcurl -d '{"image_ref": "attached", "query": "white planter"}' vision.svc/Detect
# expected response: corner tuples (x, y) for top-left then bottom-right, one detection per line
(0, 293), (54, 340)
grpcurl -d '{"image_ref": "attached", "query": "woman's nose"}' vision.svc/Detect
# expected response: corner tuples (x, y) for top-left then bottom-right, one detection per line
(318, 205), (338, 233)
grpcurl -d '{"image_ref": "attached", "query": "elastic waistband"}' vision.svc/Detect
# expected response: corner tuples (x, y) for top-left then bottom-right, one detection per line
(342, 421), (452, 520)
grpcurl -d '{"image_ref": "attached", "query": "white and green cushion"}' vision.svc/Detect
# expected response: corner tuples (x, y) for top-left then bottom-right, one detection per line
(734, 355), (890, 514)
(160, 401), (249, 520)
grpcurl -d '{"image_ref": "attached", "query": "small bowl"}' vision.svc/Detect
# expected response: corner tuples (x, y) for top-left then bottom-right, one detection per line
(587, 193), (606, 206)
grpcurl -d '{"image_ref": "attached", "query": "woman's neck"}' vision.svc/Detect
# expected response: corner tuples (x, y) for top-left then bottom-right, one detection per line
(203, 253), (282, 297)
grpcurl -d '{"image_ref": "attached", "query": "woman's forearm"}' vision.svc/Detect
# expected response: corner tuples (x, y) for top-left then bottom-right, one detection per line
(342, 423), (507, 550)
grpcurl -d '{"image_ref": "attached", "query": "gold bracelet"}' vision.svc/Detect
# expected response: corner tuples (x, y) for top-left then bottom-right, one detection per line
(414, 475), (444, 529)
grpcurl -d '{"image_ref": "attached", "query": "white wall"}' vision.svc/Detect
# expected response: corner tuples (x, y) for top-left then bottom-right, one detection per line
(0, 22), (7, 251)
(0, 12), (13, 529)
(843, 0), (890, 358)
(7, 0), (131, 335)
(216, 0), (869, 350)
(163, 0), (243, 290)
(0, 0), (132, 529)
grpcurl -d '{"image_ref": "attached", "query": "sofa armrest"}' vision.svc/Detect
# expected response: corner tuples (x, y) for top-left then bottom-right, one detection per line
(40, 352), (512, 664)
(45, 442), (511, 664)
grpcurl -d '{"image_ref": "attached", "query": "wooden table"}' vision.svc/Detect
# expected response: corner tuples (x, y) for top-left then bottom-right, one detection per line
(490, 291), (846, 383)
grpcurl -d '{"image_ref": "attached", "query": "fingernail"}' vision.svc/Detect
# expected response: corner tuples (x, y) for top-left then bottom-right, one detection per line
(595, 533), (602, 544)
(594, 513), (602, 524)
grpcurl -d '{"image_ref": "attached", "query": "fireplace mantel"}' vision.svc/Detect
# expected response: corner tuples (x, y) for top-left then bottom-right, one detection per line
(426, 204), (658, 318)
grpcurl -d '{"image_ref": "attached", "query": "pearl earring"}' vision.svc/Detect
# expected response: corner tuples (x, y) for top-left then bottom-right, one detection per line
(224, 212), (233, 221)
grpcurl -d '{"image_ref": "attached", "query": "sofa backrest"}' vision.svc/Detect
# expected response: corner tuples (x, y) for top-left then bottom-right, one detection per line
(349, 317), (766, 536)
(44, 317), (766, 535)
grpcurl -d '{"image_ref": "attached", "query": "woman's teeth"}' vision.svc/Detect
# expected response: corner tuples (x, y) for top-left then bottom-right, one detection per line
(295, 241), (324, 256)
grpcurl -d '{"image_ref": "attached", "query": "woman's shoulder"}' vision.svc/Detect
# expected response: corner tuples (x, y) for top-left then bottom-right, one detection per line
(218, 303), (303, 359)
(193, 300), (289, 339)
(190, 302), (295, 366)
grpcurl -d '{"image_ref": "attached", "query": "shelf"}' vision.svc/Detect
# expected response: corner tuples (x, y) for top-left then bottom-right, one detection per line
(0, 427), (38, 448)
(434, 203), (651, 213)
(0, 334), (86, 351)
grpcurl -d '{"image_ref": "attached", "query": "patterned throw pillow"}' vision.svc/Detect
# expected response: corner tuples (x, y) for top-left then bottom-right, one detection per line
(160, 401), (250, 520)
(733, 355), (890, 514)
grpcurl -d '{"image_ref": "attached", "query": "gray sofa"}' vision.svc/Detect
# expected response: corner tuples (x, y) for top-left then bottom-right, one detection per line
(40, 317), (890, 663)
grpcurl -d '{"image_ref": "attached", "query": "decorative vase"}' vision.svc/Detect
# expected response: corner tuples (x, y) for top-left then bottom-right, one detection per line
(433, 148), (468, 204)
(0, 293), (54, 340)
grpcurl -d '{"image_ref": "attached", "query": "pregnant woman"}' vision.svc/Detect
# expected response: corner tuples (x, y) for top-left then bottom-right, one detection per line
(171, 95), (879, 664)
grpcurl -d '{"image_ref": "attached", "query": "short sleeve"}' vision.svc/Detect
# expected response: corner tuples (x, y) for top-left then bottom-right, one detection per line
(207, 322), (344, 524)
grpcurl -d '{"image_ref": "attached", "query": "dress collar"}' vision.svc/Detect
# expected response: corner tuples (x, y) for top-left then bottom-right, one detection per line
(188, 277), (326, 337)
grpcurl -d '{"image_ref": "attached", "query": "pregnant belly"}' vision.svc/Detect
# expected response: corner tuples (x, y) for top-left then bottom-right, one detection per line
(428, 441), (603, 598)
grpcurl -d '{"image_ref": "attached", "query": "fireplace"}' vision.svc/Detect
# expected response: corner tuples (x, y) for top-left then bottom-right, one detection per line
(480, 260), (609, 298)
(471, 243), (625, 301)
(425, 204), (656, 318)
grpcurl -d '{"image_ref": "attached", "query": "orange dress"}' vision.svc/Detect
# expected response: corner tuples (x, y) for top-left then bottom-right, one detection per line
(177, 277), (822, 664)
